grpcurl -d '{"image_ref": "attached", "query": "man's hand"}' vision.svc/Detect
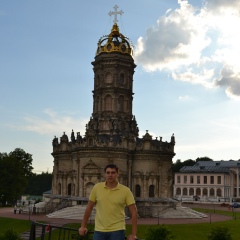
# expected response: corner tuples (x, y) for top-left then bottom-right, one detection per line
(127, 234), (137, 240)
(78, 227), (88, 236)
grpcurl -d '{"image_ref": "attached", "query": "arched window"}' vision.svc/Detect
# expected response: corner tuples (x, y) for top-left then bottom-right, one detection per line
(105, 95), (112, 111)
(196, 188), (201, 196)
(189, 188), (194, 195)
(105, 73), (112, 84)
(118, 73), (124, 85)
(183, 188), (187, 195)
(203, 188), (208, 196)
(217, 188), (222, 197)
(149, 185), (154, 197)
(68, 183), (72, 196)
(58, 183), (61, 195)
(135, 184), (141, 197)
(89, 138), (93, 146)
(210, 188), (215, 196)
(176, 188), (181, 195)
(118, 96), (124, 111)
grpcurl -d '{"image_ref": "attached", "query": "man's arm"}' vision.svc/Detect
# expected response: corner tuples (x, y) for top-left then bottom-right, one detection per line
(78, 200), (95, 236)
(128, 203), (138, 240)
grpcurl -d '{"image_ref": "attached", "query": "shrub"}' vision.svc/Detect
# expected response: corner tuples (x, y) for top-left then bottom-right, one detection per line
(145, 225), (174, 240)
(208, 226), (232, 240)
(0, 229), (23, 240)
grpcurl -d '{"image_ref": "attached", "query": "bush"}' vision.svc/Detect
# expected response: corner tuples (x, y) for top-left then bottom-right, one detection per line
(145, 225), (174, 240)
(208, 226), (232, 240)
(0, 229), (23, 240)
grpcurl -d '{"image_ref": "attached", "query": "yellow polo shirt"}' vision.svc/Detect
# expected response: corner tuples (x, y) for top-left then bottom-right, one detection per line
(89, 182), (135, 232)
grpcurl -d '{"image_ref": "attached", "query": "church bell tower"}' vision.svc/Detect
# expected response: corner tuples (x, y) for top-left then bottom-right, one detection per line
(86, 11), (139, 143)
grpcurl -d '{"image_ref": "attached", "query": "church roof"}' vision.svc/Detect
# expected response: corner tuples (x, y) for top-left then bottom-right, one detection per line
(96, 23), (133, 56)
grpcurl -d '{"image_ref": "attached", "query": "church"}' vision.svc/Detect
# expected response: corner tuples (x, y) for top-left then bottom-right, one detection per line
(50, 6), (176, 217)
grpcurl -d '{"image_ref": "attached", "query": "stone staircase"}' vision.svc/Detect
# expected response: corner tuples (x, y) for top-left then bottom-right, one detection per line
(47, 205), (96, 220)
(46, 205), (207, 220)
(157, 206), (207, 218)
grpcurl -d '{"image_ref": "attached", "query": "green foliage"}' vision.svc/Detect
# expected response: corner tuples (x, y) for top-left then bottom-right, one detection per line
(144, 225), (174, 240)
(196, 156), (213, 162)
(0, 148), (33, 205)
(208, 226), (232, 240)
(0, 229), (23, 240)
(172, 159), (195, 173)
(24, 172), (52, 195)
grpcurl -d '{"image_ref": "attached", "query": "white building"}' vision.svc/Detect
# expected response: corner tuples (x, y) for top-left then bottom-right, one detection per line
(174, 160), (240, 202)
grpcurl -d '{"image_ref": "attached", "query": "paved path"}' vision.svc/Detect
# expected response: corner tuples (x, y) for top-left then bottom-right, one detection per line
(0, 203), (234, 226)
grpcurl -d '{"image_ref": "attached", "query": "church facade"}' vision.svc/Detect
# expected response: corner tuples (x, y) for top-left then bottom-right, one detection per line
(51, 12), (175, 212)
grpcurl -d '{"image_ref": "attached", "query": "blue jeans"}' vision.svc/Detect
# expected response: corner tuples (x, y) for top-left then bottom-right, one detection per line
(93, 230), (125, 240)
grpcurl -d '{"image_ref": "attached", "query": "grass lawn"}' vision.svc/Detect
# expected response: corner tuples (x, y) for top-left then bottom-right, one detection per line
(1, 208), (240, 239)
(0, 217), (31, 234)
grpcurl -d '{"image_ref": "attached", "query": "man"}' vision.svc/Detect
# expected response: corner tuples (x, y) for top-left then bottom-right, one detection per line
(79, 164), (138, 240)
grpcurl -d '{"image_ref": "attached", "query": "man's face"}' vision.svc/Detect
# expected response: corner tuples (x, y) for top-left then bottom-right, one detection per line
(105, 167), (119, 183)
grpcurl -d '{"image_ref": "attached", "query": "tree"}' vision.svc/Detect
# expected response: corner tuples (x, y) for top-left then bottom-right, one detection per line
(0, 148), (33, 205)
(196, 156), (213, 162)
(24, 172), (52, 195)
(172, 159), (195, 173)
(9, 148), (33, 177)
(208, 226), (232, 240)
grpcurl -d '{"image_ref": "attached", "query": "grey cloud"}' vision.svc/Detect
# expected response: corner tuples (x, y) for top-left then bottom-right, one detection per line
(215, 67), (240, 97)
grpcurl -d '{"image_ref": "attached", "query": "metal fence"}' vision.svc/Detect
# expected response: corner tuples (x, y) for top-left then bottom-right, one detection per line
(28, 221), (93, 240)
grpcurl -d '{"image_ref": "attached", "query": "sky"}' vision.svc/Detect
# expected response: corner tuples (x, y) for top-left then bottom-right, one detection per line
(1, 0), (240, 173)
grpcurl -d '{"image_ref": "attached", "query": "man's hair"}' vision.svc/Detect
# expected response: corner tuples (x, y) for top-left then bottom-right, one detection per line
(104, 164), (119, 173)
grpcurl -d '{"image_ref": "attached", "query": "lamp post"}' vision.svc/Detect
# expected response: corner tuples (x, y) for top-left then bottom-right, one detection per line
(28, 206), (31, 221)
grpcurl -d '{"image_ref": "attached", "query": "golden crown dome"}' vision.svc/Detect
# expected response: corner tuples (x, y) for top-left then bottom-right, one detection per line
(96, 23), (133, 56)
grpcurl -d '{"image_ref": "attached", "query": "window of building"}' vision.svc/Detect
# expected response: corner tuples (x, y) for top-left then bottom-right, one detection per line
(197, 176), (200, 184)
(105, 95), (112, 111)
(203, 188), (208, 196)
(68, 183), (72, 195)
(189, 188), (194, 196)
(217, 176), (221, 184)
(105, 72), (113, 84)
(217, 188), (222, 197)
(177, 175), (181, 183)
(190, 176), (194, 184)
(176, 188), (181, 195)
(149, 185), (154, 197)
(210, 176), (214, 184)
(204, 176), (207, 184)
(135, 184), (141, 197)
(210, 188), (215, 196)
(196, 188), (201, 196)
(189, 188), (194, 195)
(184, 175), (187, 183)
(183, 188), (187, 195)
(58, 183), (61, 195)
(118, 73), (124, 85)
(118, 96), (124, 112)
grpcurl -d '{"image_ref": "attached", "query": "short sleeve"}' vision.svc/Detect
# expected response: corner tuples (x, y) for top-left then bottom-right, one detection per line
(126, 188), (135, 206)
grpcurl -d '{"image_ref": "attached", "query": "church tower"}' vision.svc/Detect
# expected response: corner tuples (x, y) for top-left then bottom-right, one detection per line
(86, 22), (138, 146)
(51, 6), (176, 217)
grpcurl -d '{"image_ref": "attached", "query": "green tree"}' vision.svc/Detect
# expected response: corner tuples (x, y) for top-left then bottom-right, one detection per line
(208, 226), (232, 240)
(172, 159), (195, 173)
(0, 148), (33, 205)
(145, 225), (174, 240)
(24, 172), (52, 195)
(0, 229), (23, 240)
(9, 148), (33, 177)
(196, 156), (213, 162)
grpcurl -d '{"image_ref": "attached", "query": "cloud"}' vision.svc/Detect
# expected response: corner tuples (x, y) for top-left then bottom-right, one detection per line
(135, 0), (240, 99)
(7, 108), (88, 136)
(214, 66), (240, 100)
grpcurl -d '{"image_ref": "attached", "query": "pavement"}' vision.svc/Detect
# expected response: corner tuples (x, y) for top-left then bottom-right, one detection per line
(0, 203), (235, 227)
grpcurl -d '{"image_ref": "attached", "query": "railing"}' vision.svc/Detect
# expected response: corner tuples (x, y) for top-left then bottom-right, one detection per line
(29, 221), (93, 240)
